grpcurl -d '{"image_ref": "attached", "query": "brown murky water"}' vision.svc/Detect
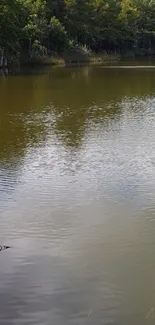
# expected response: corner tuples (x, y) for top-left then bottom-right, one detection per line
(1, 63), (155, 324)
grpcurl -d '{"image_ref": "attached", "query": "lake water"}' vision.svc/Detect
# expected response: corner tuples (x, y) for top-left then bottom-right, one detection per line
(1, 62), (155, 324)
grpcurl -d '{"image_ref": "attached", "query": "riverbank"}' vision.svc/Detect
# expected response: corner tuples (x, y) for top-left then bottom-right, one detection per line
(16, 49), (155, 68)
(2, 50), (155, 70)
(52, 51), (121, 66)
(19, 50), (121, 68)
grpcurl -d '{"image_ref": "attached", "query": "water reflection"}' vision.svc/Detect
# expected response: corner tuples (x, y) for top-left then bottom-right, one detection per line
(1, 66), (155, 158)
(1, 65), (155, 325)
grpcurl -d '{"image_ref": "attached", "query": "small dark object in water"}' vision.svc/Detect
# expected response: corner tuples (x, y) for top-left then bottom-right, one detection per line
(0, 246), (10, 252)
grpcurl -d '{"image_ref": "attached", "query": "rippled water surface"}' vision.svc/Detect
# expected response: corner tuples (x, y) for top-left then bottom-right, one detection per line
(1, 64), (155, 324)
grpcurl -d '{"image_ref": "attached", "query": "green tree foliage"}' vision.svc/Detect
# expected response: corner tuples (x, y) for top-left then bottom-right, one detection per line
(48, 16), (72, 52)
(0, 0), (24, 58)
(1, 0), (155, 64)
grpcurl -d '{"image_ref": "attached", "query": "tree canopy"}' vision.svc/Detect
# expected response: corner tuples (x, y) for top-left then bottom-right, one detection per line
(1, 0), (155, 63)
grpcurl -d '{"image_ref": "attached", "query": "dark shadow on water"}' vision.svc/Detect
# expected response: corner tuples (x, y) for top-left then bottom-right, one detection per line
(0, 246), (10, 251)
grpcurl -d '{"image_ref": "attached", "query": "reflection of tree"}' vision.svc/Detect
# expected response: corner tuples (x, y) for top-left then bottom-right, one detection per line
(48, 66), (155, 149)
(51, 105), (87, 148)
(0, 75), (51, 166)
(1, 65), (155, 165)
(51, 101), (121, 149)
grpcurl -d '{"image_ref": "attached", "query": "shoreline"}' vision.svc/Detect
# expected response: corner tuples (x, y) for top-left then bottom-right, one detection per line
(3, 52), (121, 69)
(1, 53), (155, 70)
(18, 53), (155, 68)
